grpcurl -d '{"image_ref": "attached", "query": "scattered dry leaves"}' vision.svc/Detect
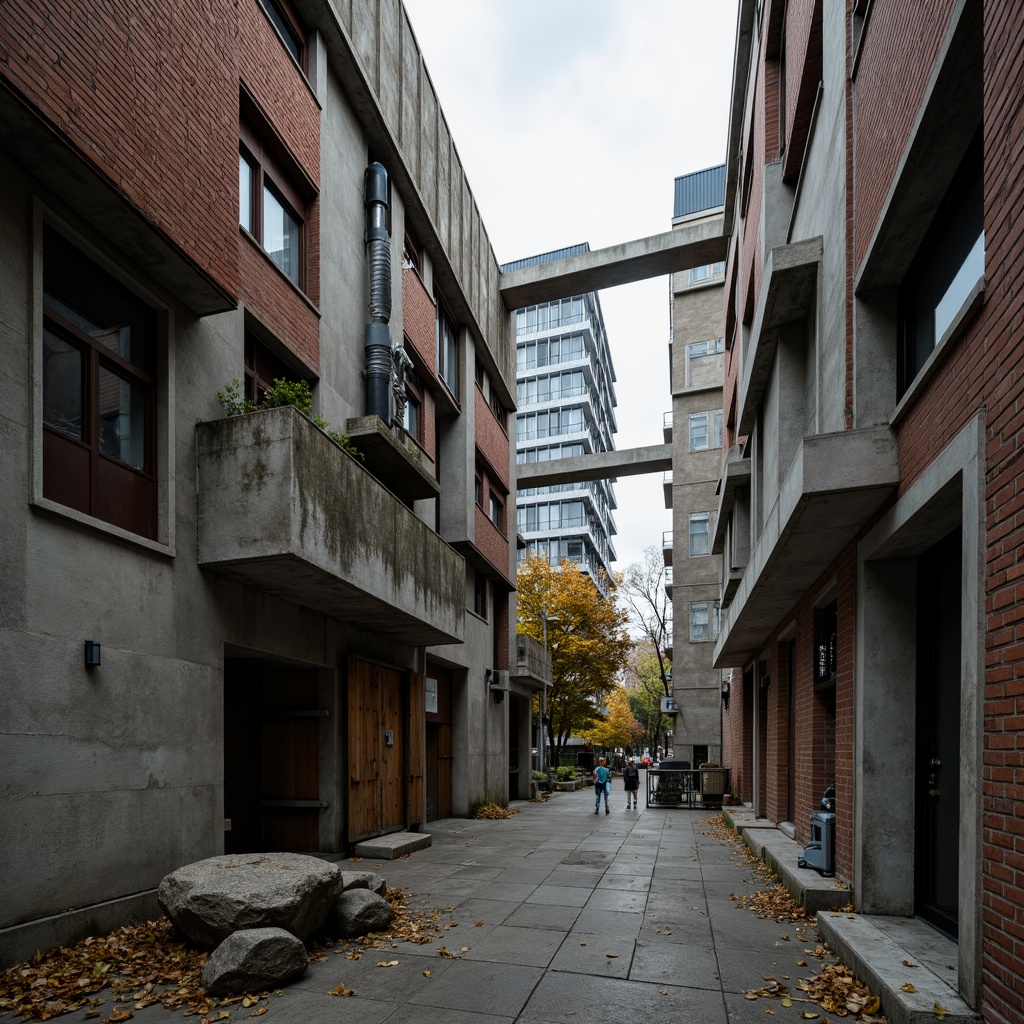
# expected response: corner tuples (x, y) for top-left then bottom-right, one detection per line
(472, 803), (522, 820)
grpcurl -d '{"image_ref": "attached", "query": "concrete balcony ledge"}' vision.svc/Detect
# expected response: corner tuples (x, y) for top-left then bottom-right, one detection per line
(344, 415), (440, 503)
(712, 446), (751, 554)
(197, 406), (465, 646)
(714, 426), (897, 666)
(738, 235), (823, 436)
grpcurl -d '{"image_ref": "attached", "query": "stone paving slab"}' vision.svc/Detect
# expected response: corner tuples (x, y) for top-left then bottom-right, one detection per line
(353, 831), (431, 859)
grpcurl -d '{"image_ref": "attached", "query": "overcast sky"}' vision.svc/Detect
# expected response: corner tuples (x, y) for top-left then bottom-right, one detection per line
(403, 0), (739, 573)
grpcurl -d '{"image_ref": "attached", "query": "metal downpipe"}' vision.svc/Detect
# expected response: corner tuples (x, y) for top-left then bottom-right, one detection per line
(363, 162), (392, 421)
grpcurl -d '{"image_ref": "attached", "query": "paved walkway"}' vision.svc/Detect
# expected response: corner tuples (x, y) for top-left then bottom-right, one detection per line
(273, 786), (828, 1024)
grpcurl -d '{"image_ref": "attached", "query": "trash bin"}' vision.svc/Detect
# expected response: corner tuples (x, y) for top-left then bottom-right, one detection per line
(700, 762), (724, 809)
(798, 786), (835, 876)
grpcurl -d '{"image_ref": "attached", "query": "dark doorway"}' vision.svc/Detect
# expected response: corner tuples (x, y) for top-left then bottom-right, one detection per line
(915, 527), (961, 938)
(424, 668), (453, 822)
(224, 661), (324, 854)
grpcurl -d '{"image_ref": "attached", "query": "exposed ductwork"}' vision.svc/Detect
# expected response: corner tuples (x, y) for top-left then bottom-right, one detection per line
(363, 161), (392, 421)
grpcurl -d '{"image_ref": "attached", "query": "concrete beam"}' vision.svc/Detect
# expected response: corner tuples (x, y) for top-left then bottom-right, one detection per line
(499, 219), (727, 308)
(516, 444), (672, 487)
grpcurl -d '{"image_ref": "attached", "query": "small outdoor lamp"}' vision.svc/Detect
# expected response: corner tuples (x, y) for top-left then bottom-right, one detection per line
(84, 640), (101, 669)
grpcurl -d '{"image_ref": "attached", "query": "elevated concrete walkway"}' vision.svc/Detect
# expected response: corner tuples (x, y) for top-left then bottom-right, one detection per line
(724, 808), (978, 1024)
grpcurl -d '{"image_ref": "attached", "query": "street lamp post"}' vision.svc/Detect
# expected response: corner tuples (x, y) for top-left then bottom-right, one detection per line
(540, 608), (558, 777)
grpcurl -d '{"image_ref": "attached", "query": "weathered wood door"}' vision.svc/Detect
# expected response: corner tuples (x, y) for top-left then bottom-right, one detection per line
(347, 657), (425, 843)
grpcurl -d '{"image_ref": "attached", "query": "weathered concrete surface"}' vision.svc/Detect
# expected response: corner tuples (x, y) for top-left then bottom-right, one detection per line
(353, 832), (431, 860)
(196, 406), (465, 647)
(340, 871), (388, 897)
(515, 444), (672, 487)
(499, 219), (727, 308)
(158, 853), (342, 948)
(201, 927), (308, 995)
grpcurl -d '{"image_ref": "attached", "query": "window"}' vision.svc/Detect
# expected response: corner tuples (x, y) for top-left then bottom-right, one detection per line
(474, 475), (483, 507)
(239, 121), (306, 288)
(403, 372), (422, 441)
(243, 332), (294, 407)
(473, 571), (487, 619)
(688, 410), (724, 451)
(256, 0), (305, 69)
(436, 297), (459, 398)
(42, 227), (159, 539)
(688, 262), (725, 285)
(689, 512), (711, 557)
(898, 137), (984, 398)
(489, 492), (503, 529)
(403, 232), (422, 277)
(689, 601), (721, 643)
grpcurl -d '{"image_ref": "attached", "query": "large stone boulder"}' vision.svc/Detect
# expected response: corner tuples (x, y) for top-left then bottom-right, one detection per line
(201, 927), (308, 995)
(340, 870), (388, 897)
(329, 888), (395, 938)
(158, 853), (342, 948)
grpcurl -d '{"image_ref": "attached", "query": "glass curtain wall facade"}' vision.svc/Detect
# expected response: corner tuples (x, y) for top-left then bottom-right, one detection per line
(502, 246), (618, 590)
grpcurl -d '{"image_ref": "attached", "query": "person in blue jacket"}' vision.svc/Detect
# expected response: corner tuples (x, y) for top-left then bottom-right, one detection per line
(593, 757), (611, 814)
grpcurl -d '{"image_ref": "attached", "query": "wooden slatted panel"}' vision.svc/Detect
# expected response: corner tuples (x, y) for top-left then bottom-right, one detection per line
(380, 667), (404, 832)
(347, 657), (381, 843)
(407, 672), (425, 826)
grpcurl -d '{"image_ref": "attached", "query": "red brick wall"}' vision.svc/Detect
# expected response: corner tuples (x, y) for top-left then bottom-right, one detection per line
(403, 267), (437, 377)
(1, 0), (240, 298)
(474, 505), (510, 583)
(474, 386), (510, 492)
(851, 0), (956, 272)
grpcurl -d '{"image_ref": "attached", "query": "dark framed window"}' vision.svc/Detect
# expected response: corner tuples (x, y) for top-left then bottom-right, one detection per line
(244, 332), (294, 407)
(403, 372), (422, 441)
(256, 0), (306, 69)
(436, 297), (459, 398)
(474, 474), (483, 507)
(489, 491), (503, 530)
(42, 227), (158, 539)
(473, 572), (487, 619)
(240, 122), (306, 288)
(897, 136), (984, 398)
(403, 233), (422, 277)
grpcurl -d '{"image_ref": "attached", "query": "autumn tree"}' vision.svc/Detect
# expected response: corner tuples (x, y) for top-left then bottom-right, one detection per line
(517, 555), (633, 769)
(589, 685), (642, 752)
(622, 643), (673, 756)
(619, 546), (672, 697)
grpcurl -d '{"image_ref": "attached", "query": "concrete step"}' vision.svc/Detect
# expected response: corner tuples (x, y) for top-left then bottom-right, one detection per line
(817, 912), (981, 1024)
(725, 809), (850, 915)
(353, 831), (431, 860)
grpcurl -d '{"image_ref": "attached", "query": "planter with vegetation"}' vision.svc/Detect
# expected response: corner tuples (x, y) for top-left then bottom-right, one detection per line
(554, 765), (578, 791)
(217, 378), (362, 461)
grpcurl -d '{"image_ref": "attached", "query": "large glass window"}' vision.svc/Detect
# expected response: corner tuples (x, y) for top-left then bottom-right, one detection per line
(42, 227), (158, 539)
(689, 601), (721, 643)
(239, 128), (306, 288)
(688, 410), (723, 451)
(689, 511), (711, 557)
(256, 0), (306, 68)
(898, 137), (984, 397)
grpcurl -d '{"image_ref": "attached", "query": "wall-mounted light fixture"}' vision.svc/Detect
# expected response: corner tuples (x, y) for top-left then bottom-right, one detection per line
(84, 640), (101, 669)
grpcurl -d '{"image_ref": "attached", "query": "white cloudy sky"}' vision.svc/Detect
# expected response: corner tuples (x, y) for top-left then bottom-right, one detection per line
(403, 0), (738, 572)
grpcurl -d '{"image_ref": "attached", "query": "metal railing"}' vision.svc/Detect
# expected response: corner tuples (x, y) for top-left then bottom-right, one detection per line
(645, 766), (731, 809)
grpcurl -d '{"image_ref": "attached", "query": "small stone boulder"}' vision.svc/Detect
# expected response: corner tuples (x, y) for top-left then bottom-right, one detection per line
(201, 927), (308, 995)
(340, 870), (388, 897)
(329, 888), (395, 938)
(158, 853), (342, 948)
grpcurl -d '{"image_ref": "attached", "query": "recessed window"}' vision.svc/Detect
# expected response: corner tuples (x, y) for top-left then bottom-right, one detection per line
(898, 137), (984, 397)
(688, 410), (723, 452)
(239, 124), (306, 289)
(436, 297), (458, 398)
(689, 601), (721, 643)
(244, 332), (294, 407)
(489, 492), (503, 529)
(42, 227), (158, 539)
(403, 373), (422, 441)
(689, 512), (711, 557)
(473, 572), (488, 619)
(256, 0), (305, 69)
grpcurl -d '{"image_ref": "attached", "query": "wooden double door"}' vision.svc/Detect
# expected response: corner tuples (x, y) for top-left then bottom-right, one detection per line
(347, 657), (424, 843)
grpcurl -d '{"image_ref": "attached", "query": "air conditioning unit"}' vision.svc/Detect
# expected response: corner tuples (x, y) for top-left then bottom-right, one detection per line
(660, 697), (679, 714)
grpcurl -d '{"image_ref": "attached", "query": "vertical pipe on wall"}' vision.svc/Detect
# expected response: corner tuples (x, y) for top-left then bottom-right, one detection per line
(363, 162), (392, 421)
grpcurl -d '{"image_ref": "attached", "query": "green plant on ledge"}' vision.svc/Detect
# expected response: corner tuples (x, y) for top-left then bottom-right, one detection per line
(217, 378), (363, 461)
(555, 765), (576, 782)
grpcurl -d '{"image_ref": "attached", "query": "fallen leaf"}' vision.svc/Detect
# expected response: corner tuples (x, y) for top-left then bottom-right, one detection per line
(328, 984), (353, 997)
(658, 989), (668, 995)
(423, 971), (432, 978)
(781, 997), (793, 1008)
(460, 947), (469, 952)
(863, 995), (881, 1014)
(934, 1002), (948, 1019)
(606, 953), (618, 958)
(475, 922), (484, 927)
(250, 1007), (268, 1017)
(744, 993), (759, 1001)
(900, 983), (916, 993)
(802, 1014), (819, 1020)
(796, 961), (807, 967)
(902, 960), (918, 968)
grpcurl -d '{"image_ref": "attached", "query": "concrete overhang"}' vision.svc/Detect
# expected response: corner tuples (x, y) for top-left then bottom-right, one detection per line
(499, 219), (726, 309)
(737, 236), (822, 436)
(712, 426), (898, 668)
(510, 635), (552, 695)
(1, 83), (235, 317)
(712, 446), (752, 554)
(344, 416), (441, 503)
(516, 444), (672, 488)
(197, 406), (465, 647)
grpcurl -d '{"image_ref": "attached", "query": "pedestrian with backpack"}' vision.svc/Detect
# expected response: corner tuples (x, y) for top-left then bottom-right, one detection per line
(593, 757), (611, 814)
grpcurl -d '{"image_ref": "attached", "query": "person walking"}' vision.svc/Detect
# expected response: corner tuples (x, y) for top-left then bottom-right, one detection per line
(622, 756), (640, 809)
(593, 757), (611, 814)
